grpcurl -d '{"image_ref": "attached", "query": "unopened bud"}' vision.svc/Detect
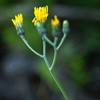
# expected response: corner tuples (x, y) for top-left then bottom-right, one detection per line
(62, 20), (69, 34)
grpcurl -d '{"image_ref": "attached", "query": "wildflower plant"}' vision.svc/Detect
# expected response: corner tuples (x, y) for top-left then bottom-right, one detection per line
(12, 5), (69, 100)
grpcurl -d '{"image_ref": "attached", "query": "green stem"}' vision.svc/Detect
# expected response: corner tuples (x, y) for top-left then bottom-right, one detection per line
(57, 34), (66, 50)
(43, 35), (54, 46)
(50, 37), (58, 70)
(42, 37), (50, 69)
(42, 38), (68, 100)
(20, 35), (43, 58)
(49, 71), (69, 100)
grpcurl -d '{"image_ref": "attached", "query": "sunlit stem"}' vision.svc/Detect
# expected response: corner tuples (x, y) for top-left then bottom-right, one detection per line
(42, 38), (68, 100)
(20, 35), (43, 58)
(50, 37), (58, 71)
(43, 35), (54, 46)
(57, 34), (66, 50)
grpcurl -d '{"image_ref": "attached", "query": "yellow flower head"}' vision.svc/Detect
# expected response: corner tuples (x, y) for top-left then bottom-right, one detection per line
(12, 14), (25, 35)
(12, 14), (23, 28)
(32, 5), (48, 25)
(51, 15), (60, 27)
(51, 15), (60, 37)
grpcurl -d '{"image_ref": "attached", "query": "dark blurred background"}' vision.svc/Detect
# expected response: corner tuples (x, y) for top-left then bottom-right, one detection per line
(0, 0), (100, 100)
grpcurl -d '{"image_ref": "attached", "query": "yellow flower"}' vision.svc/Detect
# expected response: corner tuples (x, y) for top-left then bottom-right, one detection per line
(51, 16), (60, 37)
(12, 14), (23, 28)
(12, 14), (25, 35)
(51, 15), (60, 27)
(32, 5), (48, 25)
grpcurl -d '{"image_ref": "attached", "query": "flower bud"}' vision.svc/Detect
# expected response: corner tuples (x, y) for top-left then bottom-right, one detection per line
(62, 20), (69, 34)
(51, 25), (61, 37)
(51, 15), (61, 37)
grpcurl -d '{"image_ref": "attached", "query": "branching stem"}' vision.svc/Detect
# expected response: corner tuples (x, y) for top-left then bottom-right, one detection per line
(42, 38), (68, 100)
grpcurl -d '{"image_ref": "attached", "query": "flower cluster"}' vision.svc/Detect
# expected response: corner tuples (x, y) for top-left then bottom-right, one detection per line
(12, 5), (69, 36)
